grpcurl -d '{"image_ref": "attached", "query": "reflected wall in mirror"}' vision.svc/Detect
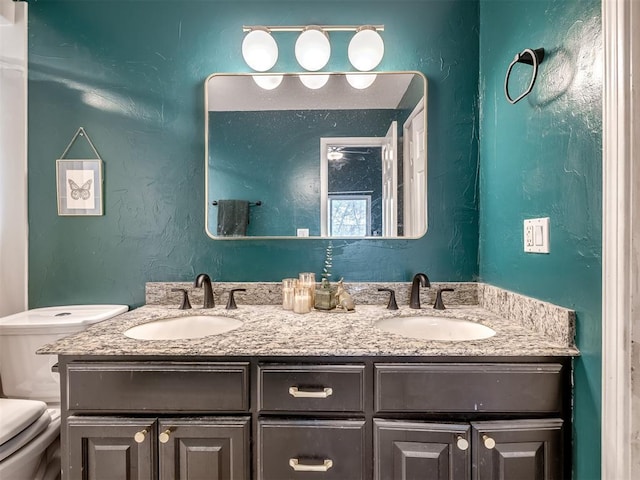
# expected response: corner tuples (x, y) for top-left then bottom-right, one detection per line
(205, 72), (427, 239)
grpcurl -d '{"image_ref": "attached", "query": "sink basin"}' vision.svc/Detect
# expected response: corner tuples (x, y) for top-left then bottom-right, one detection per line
(124, 315), (243, 340)
(375, 315), (496, 341)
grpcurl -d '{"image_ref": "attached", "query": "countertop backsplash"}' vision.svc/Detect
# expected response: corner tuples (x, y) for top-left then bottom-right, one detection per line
(145, 281), (479, 308)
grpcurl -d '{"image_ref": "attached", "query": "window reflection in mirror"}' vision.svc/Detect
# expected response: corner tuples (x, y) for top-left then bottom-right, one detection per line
(205, 72), (427, 239)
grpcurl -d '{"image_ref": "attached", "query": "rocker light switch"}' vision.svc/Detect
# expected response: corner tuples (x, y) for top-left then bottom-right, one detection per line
(524, 218), (550, 253)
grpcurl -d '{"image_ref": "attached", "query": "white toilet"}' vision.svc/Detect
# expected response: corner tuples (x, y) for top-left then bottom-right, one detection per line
(0, 305), (128, 479)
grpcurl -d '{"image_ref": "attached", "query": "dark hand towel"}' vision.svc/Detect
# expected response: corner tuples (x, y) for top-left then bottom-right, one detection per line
(217, 200), (250, 236)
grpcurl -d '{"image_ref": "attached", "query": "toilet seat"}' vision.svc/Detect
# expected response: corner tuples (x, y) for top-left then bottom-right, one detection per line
(0, 398), (47, 444)
(0, 409), (51, 461)
(0, 415), (61, 479)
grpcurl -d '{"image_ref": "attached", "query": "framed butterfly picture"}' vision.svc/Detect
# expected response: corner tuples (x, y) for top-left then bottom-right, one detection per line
(56, 159), (103, 216)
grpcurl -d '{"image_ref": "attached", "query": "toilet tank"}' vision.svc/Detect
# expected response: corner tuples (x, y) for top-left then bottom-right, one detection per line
(0, 305), (128, 403)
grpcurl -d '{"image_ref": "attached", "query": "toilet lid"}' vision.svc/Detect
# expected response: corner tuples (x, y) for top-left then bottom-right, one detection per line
(0, 409), (51, 461)
(0, 305), (128, 334)
(0, 398), (47, 445)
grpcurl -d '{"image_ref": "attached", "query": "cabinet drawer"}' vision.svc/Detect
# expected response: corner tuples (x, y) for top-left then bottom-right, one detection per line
(258, 364), (365, 412)
(375, 363), (563, 413)
(67, 362), (249, 412)
(258, 419), (366, 480)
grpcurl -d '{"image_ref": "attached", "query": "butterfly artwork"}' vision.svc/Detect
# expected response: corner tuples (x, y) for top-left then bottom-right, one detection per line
(68, 178), (92, 200)
(56, 132), (103, 215)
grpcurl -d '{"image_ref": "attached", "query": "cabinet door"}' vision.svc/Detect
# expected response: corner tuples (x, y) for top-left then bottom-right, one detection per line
(158, 417), (250, 480)
(471, 419), (563, 480)
(374, 419), (470, 480)
(67, 416), (155, 480)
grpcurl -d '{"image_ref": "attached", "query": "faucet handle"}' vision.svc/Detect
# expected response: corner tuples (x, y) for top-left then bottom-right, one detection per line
(171, 288), (192, 310)
(226, 288), (246, 310)
(378, 288), (398, 310)
(433, 288), (455, 310)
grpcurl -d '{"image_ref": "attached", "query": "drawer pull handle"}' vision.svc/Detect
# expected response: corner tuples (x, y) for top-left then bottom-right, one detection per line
(289, 458), (334, 472)
(288, 386), (333, 398)
(456, 436), (469, 451)
(483, 435), (496, 449)
(159, 429), (172, 444)
(133, 429), (147, 443)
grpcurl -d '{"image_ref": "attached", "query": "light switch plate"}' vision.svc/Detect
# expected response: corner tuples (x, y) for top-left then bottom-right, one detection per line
(524, 217), (550, 253)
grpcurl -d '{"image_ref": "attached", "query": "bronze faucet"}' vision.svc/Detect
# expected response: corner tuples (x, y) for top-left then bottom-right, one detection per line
(194, 273), (214, 308)
(409, 273), (430, 309)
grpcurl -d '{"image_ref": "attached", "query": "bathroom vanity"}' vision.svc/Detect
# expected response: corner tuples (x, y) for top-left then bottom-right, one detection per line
(41, 283), (578, 480)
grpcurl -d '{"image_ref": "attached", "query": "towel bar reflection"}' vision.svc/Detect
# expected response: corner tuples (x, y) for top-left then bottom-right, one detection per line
(212, 200), (262, 206)
(504, 48), (545, 104)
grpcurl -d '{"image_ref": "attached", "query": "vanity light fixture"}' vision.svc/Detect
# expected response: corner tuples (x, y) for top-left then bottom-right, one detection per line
(252, 74), (283, 90)
(242, 24), (384, 73)
(242, 27), (278, 72)
(348, 26), (384, 71)
(346, 73), (377, 89)
(295, 26), (331, 71)
(299, 73), (330, 89)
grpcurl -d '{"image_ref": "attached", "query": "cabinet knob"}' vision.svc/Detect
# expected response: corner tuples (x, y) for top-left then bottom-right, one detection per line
(483, 434), (496, 449)
(133, 429), (147, 444)
(456, 436), (469, 451)
(289, 458), (333, 472)
(288, 386), (333, 398)
(159, 429), (172, 444)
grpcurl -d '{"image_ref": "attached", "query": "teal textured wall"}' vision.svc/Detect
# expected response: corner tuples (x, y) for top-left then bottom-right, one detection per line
(28, 0), (480, 307)
(478, 1), (602, 478)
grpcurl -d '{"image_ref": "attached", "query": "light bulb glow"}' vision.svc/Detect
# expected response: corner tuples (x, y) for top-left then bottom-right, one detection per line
(299, 74), (330, 89)
(295, 27), (331, 71)
(252, 75), (283, 90)
(348, 28), (384, 71)
(346, 73), (377, 89)
(242, 29), (278, 72)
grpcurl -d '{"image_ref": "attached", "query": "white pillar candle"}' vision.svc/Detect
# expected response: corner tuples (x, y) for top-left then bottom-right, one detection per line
(282, 278), (297, 310)
(293, 286), (312, 314)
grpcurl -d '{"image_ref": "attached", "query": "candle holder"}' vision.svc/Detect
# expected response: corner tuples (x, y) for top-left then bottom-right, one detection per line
(282, 278), (297, 310)
(293, 286), (312, 314)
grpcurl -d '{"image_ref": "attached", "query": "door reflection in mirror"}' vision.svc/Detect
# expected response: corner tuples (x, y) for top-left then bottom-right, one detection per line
(321, 139), (386, 237)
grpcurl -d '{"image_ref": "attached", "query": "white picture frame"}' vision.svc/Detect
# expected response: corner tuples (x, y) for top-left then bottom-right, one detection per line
(56, 159), (103, 216)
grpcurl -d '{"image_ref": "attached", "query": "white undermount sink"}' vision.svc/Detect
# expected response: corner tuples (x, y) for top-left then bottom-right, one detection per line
(375, 315), (496, 341)
(124, 315), (243, 340)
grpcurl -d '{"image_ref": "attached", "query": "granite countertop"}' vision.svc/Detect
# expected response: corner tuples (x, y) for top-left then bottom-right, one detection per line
(39, 303), (579, 358)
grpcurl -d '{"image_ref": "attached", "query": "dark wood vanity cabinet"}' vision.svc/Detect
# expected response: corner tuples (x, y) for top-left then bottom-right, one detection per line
(62, 361), (251, 480)
(374, 418), (563, 480)
(59, 358), (569, 480)
(67, 416), (249, 480)
(373, 363), (566, 480)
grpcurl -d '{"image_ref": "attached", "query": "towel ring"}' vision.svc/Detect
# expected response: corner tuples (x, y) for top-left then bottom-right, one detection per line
(504, 48), (545, 104)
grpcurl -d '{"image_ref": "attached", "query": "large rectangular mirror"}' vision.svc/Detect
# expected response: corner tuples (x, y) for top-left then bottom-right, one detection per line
(205, 72), (427, 239)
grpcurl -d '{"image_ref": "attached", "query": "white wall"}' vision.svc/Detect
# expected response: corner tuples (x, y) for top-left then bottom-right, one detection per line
(0, 0), (28, 317)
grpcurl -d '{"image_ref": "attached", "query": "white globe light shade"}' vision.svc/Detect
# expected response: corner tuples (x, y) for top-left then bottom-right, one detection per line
(295, 28), (331, 71)
(242, 30), (278, 72)
(252, 75), (283, 90)
(299, 74), (330, 89)
(346, 73), (377, 89)
(348, 28), (384, 71)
